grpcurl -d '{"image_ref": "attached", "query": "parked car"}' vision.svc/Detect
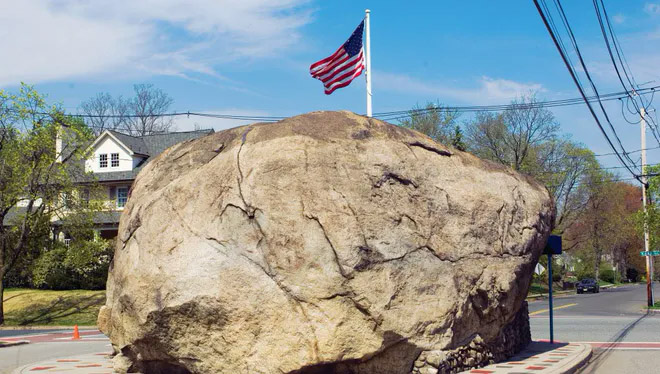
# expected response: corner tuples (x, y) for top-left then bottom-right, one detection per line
(576, 278), (600, 294)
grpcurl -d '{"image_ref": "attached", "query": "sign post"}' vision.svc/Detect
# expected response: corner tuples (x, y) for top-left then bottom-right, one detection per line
(543, 235), (562, 344)
(547, 253), (554, 343)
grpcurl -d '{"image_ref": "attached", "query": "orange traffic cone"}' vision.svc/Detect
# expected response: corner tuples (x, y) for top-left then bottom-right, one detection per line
(72, 325), (81, 340)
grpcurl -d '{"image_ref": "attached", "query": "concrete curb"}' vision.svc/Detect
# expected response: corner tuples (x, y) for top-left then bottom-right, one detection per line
(9, 343), (595, 374)
(457, 342), (592, 374)
(526, 283), (630, 301)
(0, 325), (96, 331)
(11, 352), (114, 374)
(549, 343), (592, 374)
(0, 340), (29, 348)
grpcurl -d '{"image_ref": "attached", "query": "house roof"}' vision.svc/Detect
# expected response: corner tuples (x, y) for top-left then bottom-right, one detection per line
(76, 128), (214, 183)
(140, 130), (215, 156)
(107, 130), (150, 155)
(91, 210), (123, 225)
(50, 210), (123, 227)
(2, 207), (27, 227)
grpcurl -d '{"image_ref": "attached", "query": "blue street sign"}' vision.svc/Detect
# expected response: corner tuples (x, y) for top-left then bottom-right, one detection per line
(640, 251), (660, 256)
(543, 235), (562, 255)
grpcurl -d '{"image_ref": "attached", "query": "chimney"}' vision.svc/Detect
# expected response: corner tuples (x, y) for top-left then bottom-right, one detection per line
(55, 126), (63, 163)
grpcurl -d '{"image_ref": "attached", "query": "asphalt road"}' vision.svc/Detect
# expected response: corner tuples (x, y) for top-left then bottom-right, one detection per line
(529, 283), (660, 374)
(0, 329), (69, 338)
(0, 285), (656, 373)
(0, 329), (110, 374)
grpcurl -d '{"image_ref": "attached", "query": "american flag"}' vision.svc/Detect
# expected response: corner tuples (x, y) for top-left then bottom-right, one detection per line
(310, 21), (365, 95)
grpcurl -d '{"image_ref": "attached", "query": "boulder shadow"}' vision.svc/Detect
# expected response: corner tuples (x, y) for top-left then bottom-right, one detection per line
(8, 293), (105, 325)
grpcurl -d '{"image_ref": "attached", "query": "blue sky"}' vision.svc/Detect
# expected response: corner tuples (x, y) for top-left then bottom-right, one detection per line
(1, 1), (660, 174)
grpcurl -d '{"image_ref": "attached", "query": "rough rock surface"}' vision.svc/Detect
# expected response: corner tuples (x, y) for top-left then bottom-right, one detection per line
(99, 111), (554, 374)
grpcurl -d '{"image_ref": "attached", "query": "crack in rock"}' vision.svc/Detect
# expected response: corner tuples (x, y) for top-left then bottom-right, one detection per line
(408, 141), (452, 157)
(332, 187), (369, 248)
(236, 127), (255, 216)
(120, 211), (142, 250)
(374, 171), (418, 189)
(304, 213), (349, 279)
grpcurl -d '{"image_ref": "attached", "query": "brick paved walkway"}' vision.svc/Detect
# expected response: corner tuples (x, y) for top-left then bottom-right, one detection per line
(458, 341), (592, 374)
(13, 341), (590, 374)
(13, 352), (113, 373)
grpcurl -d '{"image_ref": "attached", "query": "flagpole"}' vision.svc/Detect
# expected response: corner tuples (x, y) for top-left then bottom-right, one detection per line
(365, 9), (372, 117)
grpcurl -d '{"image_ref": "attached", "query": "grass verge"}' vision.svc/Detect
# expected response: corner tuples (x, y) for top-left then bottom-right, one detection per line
(2, 288), (105, 326)
(648, 301), (660, 310)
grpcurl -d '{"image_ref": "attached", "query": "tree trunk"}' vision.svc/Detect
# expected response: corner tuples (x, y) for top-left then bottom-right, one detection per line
(593, 224), (601, 284)
(0, 276), (4, 325)
(0, 236), (4, 325)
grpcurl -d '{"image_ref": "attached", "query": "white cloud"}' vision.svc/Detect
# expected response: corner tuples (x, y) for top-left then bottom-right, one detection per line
(612, 13), (626, 24)
(0, 0), (312, 87)
(644, 3), (660, 15)
(172, 109), (277, 132)
(375, 72), (544, 104)
(588, 52), (660, 88)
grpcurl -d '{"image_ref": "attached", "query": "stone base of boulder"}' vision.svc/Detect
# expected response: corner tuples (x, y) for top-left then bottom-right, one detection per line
(412, 302), (531, 374)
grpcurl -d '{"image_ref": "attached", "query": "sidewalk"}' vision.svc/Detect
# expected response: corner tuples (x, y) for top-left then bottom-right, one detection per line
(12, 352), (113, 374)
(14, 341), (591, 374)
(0, 340), (28, 348)
(458, 341), (592, 374)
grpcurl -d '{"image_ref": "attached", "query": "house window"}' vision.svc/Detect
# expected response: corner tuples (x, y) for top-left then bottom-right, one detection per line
(63, 192), (73, 209)
(117, 187), (128, 208)
(81, 188), (90, 207)
(99, 153), (108, 168)
(111, 153), (119, 167)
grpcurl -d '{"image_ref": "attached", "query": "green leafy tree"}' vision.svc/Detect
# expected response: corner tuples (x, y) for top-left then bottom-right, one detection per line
(399, 102), (463, 148)
(565, 176), (639, 283)
(0, 84), (97, 324)
(634, 164), (660, 280)
(464, 94), (600, 235)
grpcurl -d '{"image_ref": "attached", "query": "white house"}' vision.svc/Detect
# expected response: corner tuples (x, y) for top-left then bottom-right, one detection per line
(59, 128), (214, 240)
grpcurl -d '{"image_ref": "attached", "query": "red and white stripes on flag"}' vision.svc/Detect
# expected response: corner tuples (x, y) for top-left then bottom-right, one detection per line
(310, 21), (365, 95)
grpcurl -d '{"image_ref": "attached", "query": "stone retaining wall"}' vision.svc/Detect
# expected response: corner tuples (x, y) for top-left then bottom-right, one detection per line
(412, 302), (531, 374)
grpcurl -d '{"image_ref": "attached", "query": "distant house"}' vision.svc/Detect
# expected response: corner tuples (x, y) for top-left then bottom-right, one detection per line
(54, 129), (214, 241)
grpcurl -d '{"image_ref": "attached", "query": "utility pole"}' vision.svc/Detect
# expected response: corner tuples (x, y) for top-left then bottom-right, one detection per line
(641, 106), (655, 307)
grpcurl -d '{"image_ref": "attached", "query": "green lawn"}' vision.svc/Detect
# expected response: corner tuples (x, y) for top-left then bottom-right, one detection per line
(529, 283), (549, 295)
(648, 301), (660, 310)
(2, 288), (105, 326)
(528, 281), (564, 296)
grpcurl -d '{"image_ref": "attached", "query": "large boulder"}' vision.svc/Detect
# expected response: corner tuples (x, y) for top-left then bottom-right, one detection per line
(99, 111), (554, 374)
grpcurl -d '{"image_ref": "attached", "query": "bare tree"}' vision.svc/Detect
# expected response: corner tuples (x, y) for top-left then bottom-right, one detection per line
(123, 84), (174, 136)
(466, 94), (559, 172)
(79, 84), (174, 137)
(79, 93), (129, 136)
(464, 94), (601, 235)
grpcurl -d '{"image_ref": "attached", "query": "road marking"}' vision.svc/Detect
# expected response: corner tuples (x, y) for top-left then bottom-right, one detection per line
(529, 303), (578, 316)
(576, 341), (660, 350)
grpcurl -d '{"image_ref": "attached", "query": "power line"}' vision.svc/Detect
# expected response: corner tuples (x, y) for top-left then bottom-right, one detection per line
(554, 0), (637, 167)
(594, 0), (660, 145)
(372, 86), (658, 121)
(546, 176), (639, 190)
(593, 145), (660, 157)
(533, 0), (641, 180)
(3, 86), (658, 128)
